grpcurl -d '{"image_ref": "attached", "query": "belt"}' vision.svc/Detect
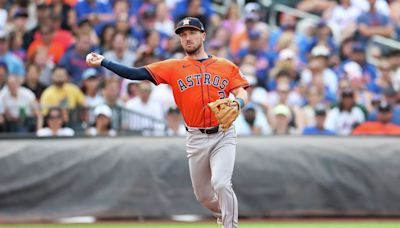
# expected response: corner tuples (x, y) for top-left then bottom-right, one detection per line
(185, 126), (219, 134)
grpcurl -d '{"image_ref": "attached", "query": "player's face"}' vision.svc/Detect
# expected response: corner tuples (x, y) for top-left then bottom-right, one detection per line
(178, 28), (205, 55)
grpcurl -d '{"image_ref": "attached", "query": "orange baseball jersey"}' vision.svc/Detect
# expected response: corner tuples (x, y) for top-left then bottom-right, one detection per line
(145, 56), (249, 128)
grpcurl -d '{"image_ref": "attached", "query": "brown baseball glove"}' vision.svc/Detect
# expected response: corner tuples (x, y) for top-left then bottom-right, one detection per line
(208, 98), (240, 131)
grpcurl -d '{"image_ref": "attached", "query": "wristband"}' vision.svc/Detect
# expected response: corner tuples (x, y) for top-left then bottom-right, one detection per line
(235, 98), (245, 109)
(100, 58), (110, 67)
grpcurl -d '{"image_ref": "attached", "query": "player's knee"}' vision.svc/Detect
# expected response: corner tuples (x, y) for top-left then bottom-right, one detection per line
(211, 178), (231, 192)
(196, 195), (212, 205)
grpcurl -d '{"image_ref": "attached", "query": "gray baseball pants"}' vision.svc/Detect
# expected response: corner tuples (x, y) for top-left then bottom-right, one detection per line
(186, 126), (238, 228)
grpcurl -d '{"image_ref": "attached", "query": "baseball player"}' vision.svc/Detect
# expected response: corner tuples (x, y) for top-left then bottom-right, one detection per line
(87, 17), (249, 228)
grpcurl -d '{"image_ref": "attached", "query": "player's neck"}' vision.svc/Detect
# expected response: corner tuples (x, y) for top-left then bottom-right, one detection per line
(187, 49), (209, 60)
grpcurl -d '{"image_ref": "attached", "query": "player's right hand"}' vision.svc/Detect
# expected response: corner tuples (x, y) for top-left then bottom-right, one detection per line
(86, 52), (104, 67)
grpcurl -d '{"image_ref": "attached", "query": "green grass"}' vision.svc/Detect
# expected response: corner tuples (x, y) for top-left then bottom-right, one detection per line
(2, 222), (400, 228)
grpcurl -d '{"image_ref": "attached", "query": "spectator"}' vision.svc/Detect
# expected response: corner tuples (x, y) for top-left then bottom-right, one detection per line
(164, 106), (185, 136)
(267, 82), (305, 134)
(125, 81), (164, 134)
(7, 9), (29, 36)
(150, 83), (176, 114)
(23, 4), (52, 51)
(308, 21), (338, 57)
(302, 104), (336, 135)
(369, 58), (394, 94)
(387, 49), (400, 91)
(0, 98), (4, 132)
(352, 102), (400, 135)
(22, 63), (47, 100)
(230, 11), (260, 55)
(75, 17), (100, 48)
(342, 42), (378, 88)
(0, 76), (41, 133)
(102, 77), (124, 108)
(325, 88), (366, 135)
(40, 66), (86, 115)
(390, 0), (400, 38)
(325, 0), (361, 42)
(101, 78), (124, 130)
(99, 24), (116, 53)
(0, 61), (8, 90)
(115, 12), (136, 48)
(297, 0), (335, 16)
(74, 0), (114, 34)
(207, 38), (229, 59)
(269, 49), (301, 91)
(154, 1), (174, 37)
(235, 29), (271, 86)
(31, 46), (55, 86)
(174, 0), (216, 31)
(103, 32), (136, 77)
(235, 103), (271, 136)
(135, 29), (167, 66)
(356, 0), (394, 44)
(81, 68), (104, 108)
(59, 33), (95, 85)
(9, 31), (27, 62)
(222, 2), (245, 36)
(342, 61), (374, 112)
(271, 104), (297, 135)
(86, 104), (116, 136)
(131, 3), (158, 47)
(0, 31), (25, 77)
(300, 45), (338, 95)
(302, 86), (325, 127)
(240, 64), (268, 107)
(37, 107), (74, 137)
(267, 81), (304, 110)
(49, 0), (75, 31)
(47, 13), (74, 51)
(368, 87), (400, 125)
(27, 25), (65, 64)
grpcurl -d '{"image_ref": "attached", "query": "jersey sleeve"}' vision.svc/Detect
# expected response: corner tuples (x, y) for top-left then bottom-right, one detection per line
(228, 61), (249, 92)
(145, 59), (177, 85)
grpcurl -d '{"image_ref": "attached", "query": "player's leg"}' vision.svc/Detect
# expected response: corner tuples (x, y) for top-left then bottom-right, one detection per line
(210, 127), (238, 228)
(186, 131), (220, 214)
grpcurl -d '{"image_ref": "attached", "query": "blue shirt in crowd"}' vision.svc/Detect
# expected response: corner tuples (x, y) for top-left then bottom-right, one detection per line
(302, 127), (336, 135)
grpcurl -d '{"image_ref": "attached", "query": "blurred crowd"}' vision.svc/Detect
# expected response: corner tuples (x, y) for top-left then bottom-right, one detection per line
(0, 0), (399, 137)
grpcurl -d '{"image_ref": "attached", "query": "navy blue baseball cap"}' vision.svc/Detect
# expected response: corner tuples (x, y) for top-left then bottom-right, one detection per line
(175, 17), (205, 34)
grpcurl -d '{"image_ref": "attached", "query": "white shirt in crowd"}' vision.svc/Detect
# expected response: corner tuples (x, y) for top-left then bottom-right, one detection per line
(103, 51), (136, 77)
(37, 127), (75, 137)
(235, 106), (272, 136)
(86, 93), (105, 108)
(166, 125), (186, 136)
(324, 106), (365, 135)
(125, 97), (165, 133)
(300, 68), (338, 95)
(267, 90), (304, 107)
(150, 84), (176, 114)
(0, 86), (37, 118)
(351, 0), (389, 15)
(328, 4), (361, 30)
(86, 127), (117, 137)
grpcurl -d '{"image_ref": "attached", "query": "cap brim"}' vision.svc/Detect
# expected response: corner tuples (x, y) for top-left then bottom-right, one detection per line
(175, 25), (204, 34)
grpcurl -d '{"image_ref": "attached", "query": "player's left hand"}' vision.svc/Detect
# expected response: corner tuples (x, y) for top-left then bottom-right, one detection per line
(208, 98), (240, 131)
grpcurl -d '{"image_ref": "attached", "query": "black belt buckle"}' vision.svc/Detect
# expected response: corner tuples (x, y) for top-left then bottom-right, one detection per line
(200, 126), (219, 134)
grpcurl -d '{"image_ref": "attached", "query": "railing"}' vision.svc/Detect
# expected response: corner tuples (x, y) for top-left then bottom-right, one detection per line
(68, 106), (167, 136)
(0, 105), (167, 137)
